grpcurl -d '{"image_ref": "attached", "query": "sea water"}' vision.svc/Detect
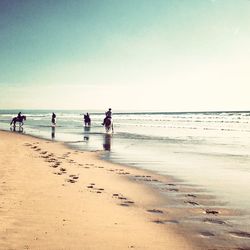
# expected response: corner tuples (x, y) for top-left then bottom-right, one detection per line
(1, 110), (250, 215)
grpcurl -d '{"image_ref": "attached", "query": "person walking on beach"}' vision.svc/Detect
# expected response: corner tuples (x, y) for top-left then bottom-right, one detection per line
(51, 112), (56, 126)
(102, 108), (112, 125)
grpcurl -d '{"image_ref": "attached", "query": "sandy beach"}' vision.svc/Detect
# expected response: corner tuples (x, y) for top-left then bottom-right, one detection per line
(0, 130), (196, 250)
(2, 130), (250, 249)
(1, 0), (250, 248)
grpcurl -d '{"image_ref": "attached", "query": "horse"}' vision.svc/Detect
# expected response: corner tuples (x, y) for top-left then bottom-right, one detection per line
(104, 117), (114, 133)
(84, 115), (91, 127)
(10, 115), (26, 127)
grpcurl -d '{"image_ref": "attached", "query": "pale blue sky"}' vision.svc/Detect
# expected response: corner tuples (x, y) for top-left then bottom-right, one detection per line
(0, 0), (250, 111)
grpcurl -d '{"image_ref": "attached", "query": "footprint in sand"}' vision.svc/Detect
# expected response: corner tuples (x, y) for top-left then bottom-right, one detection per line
(118, 197), (127, 200)
(168, 188), (179, 192)
(54, 172), (63, 175)
(60, 167), (67, 173)
(51, 162), (61, 168)
(85, 183), (104, 193)
(46, 158), (57, 163)
(147, 209), (164, 214)
(203, 218), (226, 225)
(118, 171), (130, 175)
(69, 174), (78, 179)
(153, 219), (179, 225)
(186, 194), (197, 198)
(166, 183), (176, 186)
(112, 194), (134, 205)
(152, 179), (160, 182)
(185, 201), (199, 206)
(124, 201), (134, 204)
(152, 219), (165, 224)
(112, 194), (128, 201)
(204, 209), (219, 215)
(199, 231), (215, 237)
(229, 231), (250, 239)
(143, 178), (152, 182)
(67, 179), (76, 183)
(120, 203), (130, 207)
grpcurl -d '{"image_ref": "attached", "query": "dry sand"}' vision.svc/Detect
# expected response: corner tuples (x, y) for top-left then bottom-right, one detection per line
(0, 131), (194, 250)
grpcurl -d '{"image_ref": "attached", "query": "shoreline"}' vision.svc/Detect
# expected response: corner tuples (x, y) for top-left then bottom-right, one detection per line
(1, 130), (250, 249)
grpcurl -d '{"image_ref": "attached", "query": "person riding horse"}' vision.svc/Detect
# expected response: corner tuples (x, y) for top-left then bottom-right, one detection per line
(102, 108), (114, 133)
(102, 108), (112, 126)
(10, 112), (26, 127)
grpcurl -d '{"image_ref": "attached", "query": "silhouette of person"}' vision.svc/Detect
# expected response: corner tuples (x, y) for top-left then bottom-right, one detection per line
(17, 112), (22, 120)
(51, 112), (56, 125)
(84, 113), (91, 126)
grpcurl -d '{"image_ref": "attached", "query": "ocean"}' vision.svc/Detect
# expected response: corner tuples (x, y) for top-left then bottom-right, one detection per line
(1, 110), (250, 228)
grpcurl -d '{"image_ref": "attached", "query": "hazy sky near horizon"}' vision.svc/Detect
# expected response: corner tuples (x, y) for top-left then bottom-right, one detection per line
(0, 0), (250, 111)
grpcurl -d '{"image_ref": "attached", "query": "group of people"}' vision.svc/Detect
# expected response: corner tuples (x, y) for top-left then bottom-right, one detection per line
(13, 108), (113, 127)
(84, 108), (112, 127)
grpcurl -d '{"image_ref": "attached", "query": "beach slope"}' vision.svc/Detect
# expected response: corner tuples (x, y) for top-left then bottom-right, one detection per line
(0, 131), (194, 249)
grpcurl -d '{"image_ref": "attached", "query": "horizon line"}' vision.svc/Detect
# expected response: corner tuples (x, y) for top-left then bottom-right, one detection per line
(0, 109), (250, 114)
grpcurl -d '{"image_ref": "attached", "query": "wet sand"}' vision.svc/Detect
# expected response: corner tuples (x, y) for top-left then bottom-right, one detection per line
(0, 130), (250, 249)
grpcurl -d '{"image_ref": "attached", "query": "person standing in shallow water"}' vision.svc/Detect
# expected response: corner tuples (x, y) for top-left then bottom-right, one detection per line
(84, 112), (91, 126)
(51, 112), (56, 126)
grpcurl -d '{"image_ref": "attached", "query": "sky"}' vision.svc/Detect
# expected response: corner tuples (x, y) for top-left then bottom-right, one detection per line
(0, 0), (250, 111)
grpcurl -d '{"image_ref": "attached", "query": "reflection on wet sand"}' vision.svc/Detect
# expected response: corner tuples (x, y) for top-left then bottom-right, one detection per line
(51, 126), (55, 140)
(103, 134), (112, 151)
(84, 126), (90, 141)
(10, 126), (24, 133)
